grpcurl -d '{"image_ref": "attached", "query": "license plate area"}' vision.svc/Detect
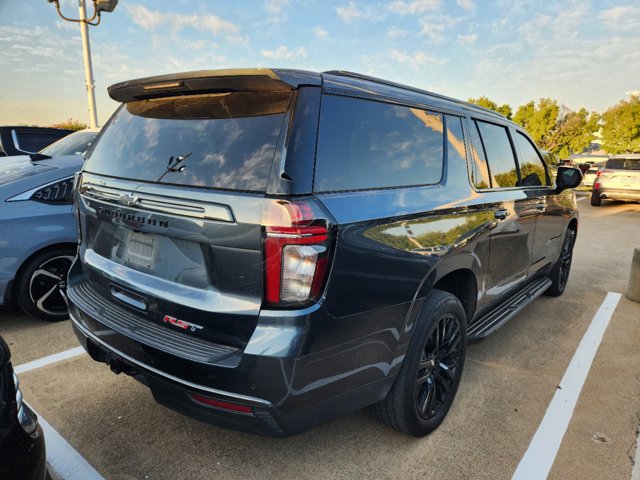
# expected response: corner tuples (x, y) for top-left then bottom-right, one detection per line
(124, 231), (156, 269)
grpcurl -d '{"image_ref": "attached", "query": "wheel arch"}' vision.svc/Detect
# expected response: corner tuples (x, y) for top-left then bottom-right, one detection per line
(403, 253), (481, 338)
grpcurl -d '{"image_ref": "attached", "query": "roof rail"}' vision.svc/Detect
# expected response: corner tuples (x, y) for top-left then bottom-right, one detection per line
(322, 70), (504, 118)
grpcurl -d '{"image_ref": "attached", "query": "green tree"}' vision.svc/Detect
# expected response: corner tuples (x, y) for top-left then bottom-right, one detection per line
(468, 96), (513, 119)
(51, 118), (88, 131)
(601, 95), (640, 154)
(513, 99), (599, 158)
(545, 108), (600, 158)
(513, 98), (559, 144)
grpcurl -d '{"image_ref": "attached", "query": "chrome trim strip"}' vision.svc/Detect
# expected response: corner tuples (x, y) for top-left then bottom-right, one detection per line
(80, 183), (234, 222)
(69, 312), (271, 407)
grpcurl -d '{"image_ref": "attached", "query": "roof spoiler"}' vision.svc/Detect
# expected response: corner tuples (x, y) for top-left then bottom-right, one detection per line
(108, 68), (321, 103)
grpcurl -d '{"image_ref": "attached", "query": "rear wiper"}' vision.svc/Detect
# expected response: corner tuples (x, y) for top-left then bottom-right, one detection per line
(157, 152), (192, 182)
(29, 153), (52, 161)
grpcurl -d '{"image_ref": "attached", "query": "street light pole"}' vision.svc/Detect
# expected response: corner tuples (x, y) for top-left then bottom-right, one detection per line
(47, 0), (118, 128)
(78, 0), (98, 128)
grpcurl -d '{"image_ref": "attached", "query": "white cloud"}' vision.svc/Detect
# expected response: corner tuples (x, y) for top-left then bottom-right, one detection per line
(389, 0), (440, 15)
(456, 0), (474, 11)
(260, 45), (307, 60)
(313, 26), (329, 39)
(419, 15), (462, 44)
(336, 2), (371, 23)
(599, 5), (640, 32)
(265, 0), (289, 14)
(385, 26), (410, 38)
(126, 5), (238, 36)
(457, 33), (477, 45)
(388, 48), (447, 70)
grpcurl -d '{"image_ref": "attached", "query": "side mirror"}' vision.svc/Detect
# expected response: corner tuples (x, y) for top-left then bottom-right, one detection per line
(555, 167), (583, 193)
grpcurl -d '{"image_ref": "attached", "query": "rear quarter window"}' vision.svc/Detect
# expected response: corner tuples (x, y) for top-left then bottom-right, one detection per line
(84, 92), (291, 192)
(314, 95), (444, 192)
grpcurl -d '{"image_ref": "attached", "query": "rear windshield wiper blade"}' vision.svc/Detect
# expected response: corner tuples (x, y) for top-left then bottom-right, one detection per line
(29, 153), (52, 161)
(157, 152), (193, 182)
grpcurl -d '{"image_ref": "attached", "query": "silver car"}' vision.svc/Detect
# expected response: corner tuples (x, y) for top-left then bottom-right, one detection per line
(591, 155), (640, 206)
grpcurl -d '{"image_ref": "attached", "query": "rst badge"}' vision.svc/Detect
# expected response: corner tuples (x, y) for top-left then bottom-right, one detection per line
(162, 315), (204, 332)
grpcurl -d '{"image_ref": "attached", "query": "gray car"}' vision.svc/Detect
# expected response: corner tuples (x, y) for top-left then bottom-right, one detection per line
(591, 154), (640, 206)
(0, 155), (82, 320)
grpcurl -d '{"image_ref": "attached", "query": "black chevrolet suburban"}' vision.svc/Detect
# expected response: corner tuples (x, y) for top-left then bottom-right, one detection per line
(67, 69), (582, 437)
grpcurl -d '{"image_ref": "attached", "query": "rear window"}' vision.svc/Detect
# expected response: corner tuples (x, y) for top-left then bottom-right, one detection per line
(84, 92), (291, 192)
(606, 158), (640, 170)
(314, 95), (444, 192)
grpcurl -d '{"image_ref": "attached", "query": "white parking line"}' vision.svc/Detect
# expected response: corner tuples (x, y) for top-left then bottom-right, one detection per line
(14, 346), (85, 374)
(15, 347), (100, 478)
(512, 292), (622, 480)
(27, 403), (105, 480)
(576, 196), (585, 202)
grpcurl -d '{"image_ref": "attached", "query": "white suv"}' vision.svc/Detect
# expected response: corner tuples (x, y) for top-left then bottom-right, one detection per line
(591, 155), (640, 206)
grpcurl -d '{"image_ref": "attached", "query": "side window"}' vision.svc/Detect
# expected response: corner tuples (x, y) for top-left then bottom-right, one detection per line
(476, 120), (519, 188)
(468, 120), (491, 189)
(314, 96), (444, 192)
(514, 132), (549, 187)
(445, 115), (472, 185)
(16, 131), (59, 153)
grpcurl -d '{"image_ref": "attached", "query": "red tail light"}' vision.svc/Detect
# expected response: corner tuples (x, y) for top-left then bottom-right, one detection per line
(191, 393), (253, 414)
(262, 199), (331, 306)
(594, 182), (600, 190)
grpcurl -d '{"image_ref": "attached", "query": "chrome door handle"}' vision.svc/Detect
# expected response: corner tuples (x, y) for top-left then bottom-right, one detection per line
(494, 209), (510, 220)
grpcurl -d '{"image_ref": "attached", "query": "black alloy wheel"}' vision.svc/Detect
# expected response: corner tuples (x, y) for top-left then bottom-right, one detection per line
(370, 289), (467, 436)
(415, 313), (462, 420)
(16, 246), (76, 321)
(546, 228), (575, 297)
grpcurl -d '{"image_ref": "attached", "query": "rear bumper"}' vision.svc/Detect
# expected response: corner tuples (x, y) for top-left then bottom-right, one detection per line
(68, 286), (397, 437)
(595, 187), (640, 201)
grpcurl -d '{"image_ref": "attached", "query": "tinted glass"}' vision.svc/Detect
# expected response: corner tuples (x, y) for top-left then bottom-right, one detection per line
(606, 158), (640, 170)
(445, 115), (470, 182)
(468, 120), (491, 189)
(314, 96), (443, 192)
(476, 121), (518, 188)
(18, 132), (61, 153)
(85, 92), (290, 192)
(41, 131), (98, 156)
(514, 132), (549, 186)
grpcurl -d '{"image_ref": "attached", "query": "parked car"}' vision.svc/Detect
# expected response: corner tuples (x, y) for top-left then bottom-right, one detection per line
(591, 155), (640, 206)
(37, 128), (100, 158)
(67, 69), (582, 437)
(0, 126), (72, 157)
(0, 155), (82, 320)
(582, 166), (601, 188)
(0, 336), (47, 480)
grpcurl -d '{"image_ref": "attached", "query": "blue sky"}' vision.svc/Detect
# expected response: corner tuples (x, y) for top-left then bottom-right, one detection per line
(1, 0), (639, 126)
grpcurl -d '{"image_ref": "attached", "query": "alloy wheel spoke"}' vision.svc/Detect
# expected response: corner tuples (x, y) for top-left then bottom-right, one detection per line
(419, 378), (434, 416)
(32, 268), (62, 282)
(433, 371), (451, 394)
(36, 284), (59, 311)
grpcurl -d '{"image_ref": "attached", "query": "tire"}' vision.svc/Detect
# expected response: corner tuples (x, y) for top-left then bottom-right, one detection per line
(590, 190), (602, 206)
(16, 246), (76, 321)
(370, 290), (467, 436)
(546, 228), (575, 297)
